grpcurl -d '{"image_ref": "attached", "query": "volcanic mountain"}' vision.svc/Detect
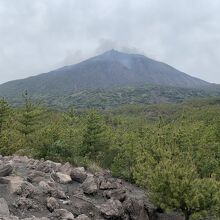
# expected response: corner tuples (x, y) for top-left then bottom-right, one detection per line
(0, 50), (210, 99)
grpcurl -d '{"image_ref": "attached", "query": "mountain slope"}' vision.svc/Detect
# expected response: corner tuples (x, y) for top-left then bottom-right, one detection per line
(5, 84), (220, 110)
(0, 50), (210, 98)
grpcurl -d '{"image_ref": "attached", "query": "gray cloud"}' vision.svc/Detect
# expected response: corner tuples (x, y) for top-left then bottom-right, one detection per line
(0, 0), (220, 83)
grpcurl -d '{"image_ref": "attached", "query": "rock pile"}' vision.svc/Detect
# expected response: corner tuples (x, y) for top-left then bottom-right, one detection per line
(0, 156), (183, 220)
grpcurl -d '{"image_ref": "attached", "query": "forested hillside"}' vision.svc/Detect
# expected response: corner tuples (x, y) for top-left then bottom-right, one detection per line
(3, 84), (220, 109)
(1, 95), (220, 219)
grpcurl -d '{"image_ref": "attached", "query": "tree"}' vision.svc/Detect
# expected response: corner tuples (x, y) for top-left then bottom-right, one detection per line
(81, 109), (110, 162)
(35, 122), (70, 161)
(16, 91), (44, 149)
(0, 98), (13, 155)
(60, 107), (84, 163)
(156, 159), (220, 219)
(63, 107), (80, 126)
(135, 151), (220, 220)
(0, 98), (10, 135)
(111, 131), (138, 181)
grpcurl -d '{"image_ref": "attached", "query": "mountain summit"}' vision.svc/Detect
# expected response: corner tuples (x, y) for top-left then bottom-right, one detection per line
(0, 50), (210, 98)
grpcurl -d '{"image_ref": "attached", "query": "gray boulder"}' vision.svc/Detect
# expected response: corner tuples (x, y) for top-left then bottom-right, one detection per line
(75, 214), (91, 220)
(70, 167), (87, 183)
(39, 181), (54, 194)
(103, 188), (127, 202)
(13, 197), (37, 210)
(16, 181), (36, 198)
(12, 156), (29, 164)
(81, 176), (98, 195)
(97, 199), (123, 219)
(0, 176), (24, 195)
(0, 164), (13, 177)
(59, 162), (73, 176)
(46, 197), (59, 212)
(51, 172), (72, 184)
(0, 216), (19, 220)
(27, 170), (46, 183)
(48, 209), (74, 220)
(36, 161), (61, 173)
(27, 159), (41, 170)
(99, 177), (121, 190)
(123, 197), (149, 220)
(22, 217), (49, 220)
(38, 180), (66, 199)
(0, 198), (10, 216)
(51, 189), (67, 200)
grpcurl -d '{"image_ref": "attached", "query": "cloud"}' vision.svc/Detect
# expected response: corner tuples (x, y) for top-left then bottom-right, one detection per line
(0, 0), (219, 83)
(95, 39), (144, 55)
(59, 50), (84, 67)
(95, 39), (119, 54)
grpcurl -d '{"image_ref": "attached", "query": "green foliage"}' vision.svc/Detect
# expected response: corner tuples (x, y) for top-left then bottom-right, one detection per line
(1, 96), (220, 219)
(132, 110), (220, 219)
(0, 98), (10, 134)
(16, 91), (44, 137)
(5, 85), (220, 110)
(81, 109), (111, 163)
(145, 157), (220, 220)
(0, 98), (13, 155)
(111, 130), (141, 181)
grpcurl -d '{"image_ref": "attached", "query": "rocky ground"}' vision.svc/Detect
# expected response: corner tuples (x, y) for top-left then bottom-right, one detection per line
(0, 155), (183, 220)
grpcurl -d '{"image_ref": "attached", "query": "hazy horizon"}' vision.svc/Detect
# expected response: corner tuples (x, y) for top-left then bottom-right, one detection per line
(0, 0), (220, 84)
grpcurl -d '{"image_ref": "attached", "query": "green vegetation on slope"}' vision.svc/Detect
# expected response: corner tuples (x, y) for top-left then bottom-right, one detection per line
(3, 84), (220, 109)
(1, 95), (220, 219)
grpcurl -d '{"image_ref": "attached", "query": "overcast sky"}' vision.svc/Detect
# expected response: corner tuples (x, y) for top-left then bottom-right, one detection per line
(0, 0), (220, 84)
